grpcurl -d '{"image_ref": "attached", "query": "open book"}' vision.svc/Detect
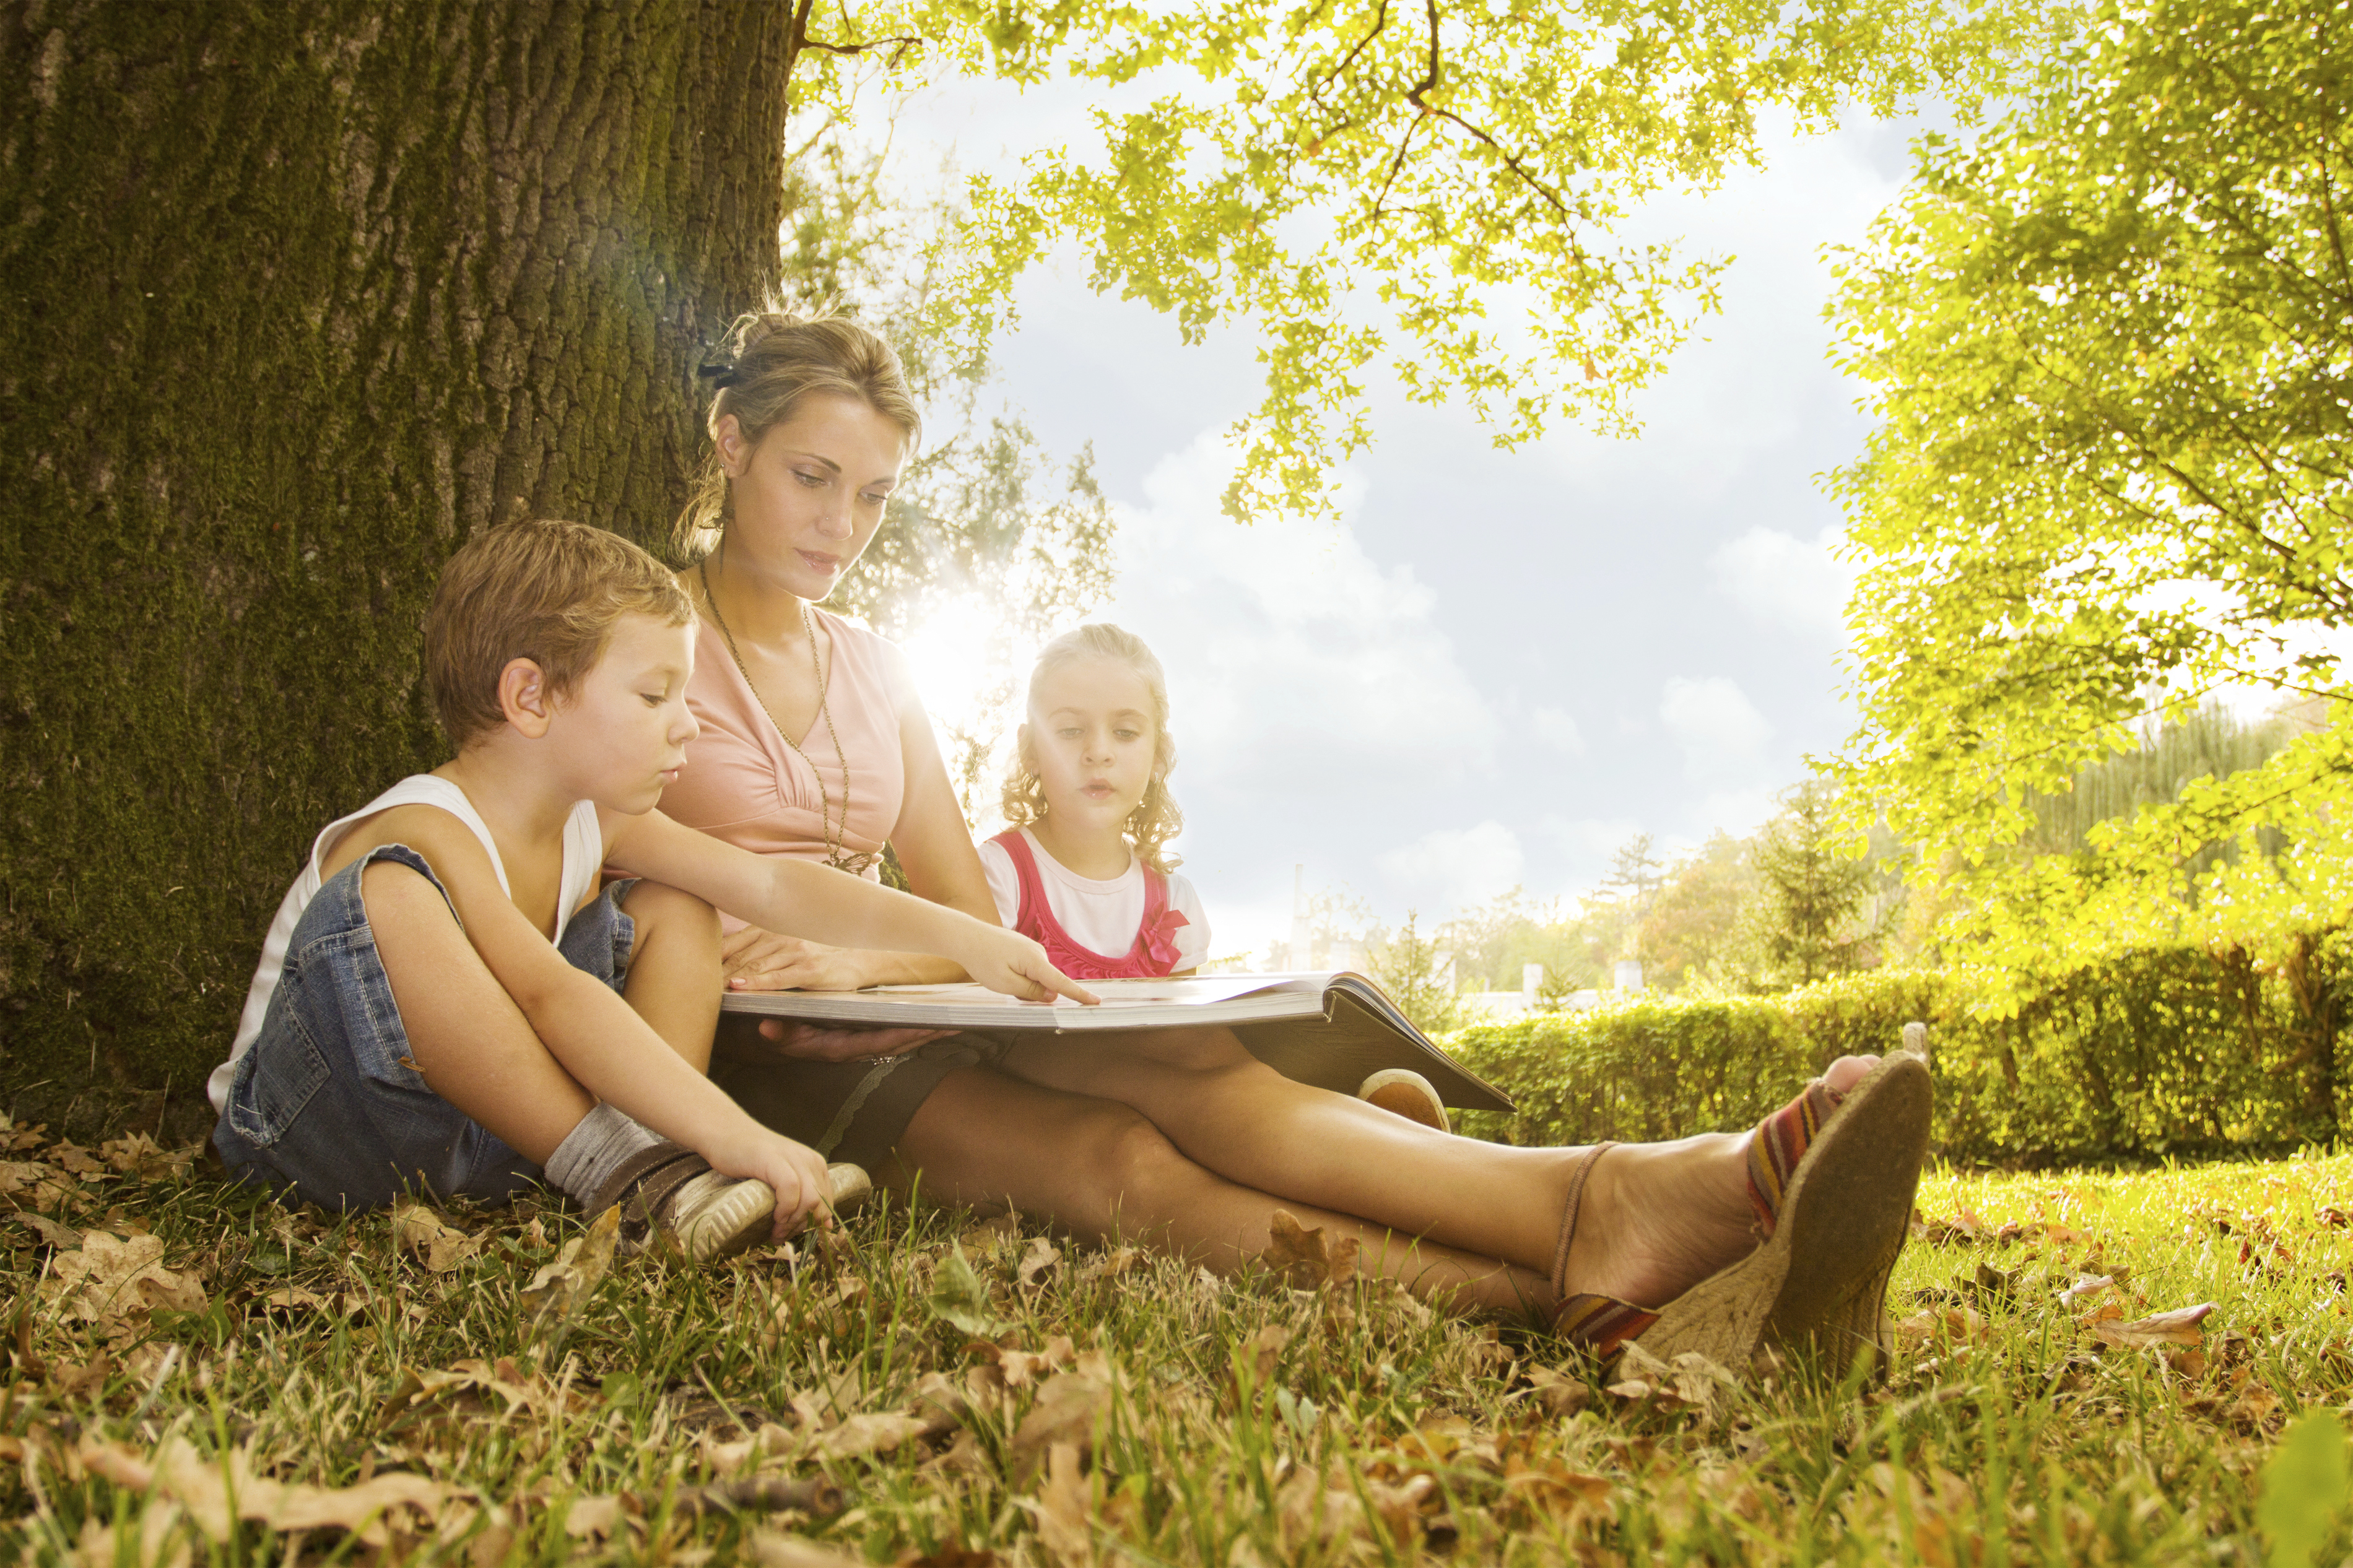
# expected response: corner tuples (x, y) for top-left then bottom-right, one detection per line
(718, 971), (1514, 1113)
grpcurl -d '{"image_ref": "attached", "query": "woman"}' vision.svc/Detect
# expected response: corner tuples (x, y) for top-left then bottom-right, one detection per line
(655, 311), (1928, 1366)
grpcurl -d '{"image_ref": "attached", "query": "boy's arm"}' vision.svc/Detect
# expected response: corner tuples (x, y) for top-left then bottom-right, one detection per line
(334, 808), (832, 1231)
(604, 808), (1098, 1005)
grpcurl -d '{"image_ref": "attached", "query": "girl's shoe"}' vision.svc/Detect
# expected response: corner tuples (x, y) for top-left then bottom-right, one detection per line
(1549, 1054), (1932, 1376)
(1357, 1068), (1451, 1133)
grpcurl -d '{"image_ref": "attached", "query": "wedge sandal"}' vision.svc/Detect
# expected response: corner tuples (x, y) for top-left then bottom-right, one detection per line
(1550, 1053), (1933, 1374)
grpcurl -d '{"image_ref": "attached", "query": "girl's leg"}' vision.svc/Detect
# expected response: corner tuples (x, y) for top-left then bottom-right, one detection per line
(1001, 1028), (1880, 1308)
(615, 880), (724, 1071)
(876, 1065), (1550, 1315)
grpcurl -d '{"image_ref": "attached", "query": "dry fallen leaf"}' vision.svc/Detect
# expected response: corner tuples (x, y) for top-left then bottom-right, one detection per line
(749, 1533), (869, 1568)
(520, 1205), (620, 1335)
(1075, 1246), (1139, 1284)
(1265, 1210), (1359, 1290)
(562, 1493), (632, 1541)
(2090, 1302), (2216, 1349)
(42, 1231), (207, 1336)
(1017, 1236), (1062, 1288)
(997, 1335), (1077, 1390)
(393, 1200), (488, 1275)
(1024, 1440), (1092, 1566)
(99, 1133), (194, 1180)
(1523, 1364), (1592, 1419)
(1009, 1364), (1117, 1481)
(50, 1142), (106, 1177)
(805, 1411), (934, 1462)
(80, 1436), (453, 1544)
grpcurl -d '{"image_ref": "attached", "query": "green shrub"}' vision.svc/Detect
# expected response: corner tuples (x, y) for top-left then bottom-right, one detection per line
(1448, 949), (2338, 1163)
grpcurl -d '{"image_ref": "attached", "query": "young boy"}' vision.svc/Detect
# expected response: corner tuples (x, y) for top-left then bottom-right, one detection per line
(207, 519), (1091, 1262)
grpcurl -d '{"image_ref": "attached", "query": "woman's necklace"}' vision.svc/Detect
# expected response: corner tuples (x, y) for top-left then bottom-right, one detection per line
(698, 557), (879, 876)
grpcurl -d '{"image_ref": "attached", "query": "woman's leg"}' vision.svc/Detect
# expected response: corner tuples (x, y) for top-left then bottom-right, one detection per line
(1001, 1028), (1879, 1308)
(874, 1065), (1551, 1315)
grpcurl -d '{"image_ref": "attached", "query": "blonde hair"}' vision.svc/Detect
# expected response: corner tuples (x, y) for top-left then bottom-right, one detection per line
(1002, 623), (1185, 872)
(672, 309), (922, 561)
(424, 519), (694, 750)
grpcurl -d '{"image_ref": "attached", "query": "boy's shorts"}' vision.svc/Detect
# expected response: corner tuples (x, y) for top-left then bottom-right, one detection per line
(212, 843), (640, 1211)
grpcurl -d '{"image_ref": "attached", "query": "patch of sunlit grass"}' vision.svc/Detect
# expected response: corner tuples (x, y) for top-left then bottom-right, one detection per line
(2, 1119), (2348, 1564)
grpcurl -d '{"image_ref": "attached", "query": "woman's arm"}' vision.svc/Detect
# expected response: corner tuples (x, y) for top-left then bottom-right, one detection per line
(602, 807), (1092, 1003)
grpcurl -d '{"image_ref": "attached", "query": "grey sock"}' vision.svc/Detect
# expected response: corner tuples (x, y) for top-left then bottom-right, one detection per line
(542, 1101), (663, 1207)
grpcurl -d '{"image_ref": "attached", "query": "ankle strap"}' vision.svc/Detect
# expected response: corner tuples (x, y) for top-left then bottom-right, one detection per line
(1549, 1141), (1616, 1298)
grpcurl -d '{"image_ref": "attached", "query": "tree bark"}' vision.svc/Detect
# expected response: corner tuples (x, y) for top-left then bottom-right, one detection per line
(0, 0), (790, 1127)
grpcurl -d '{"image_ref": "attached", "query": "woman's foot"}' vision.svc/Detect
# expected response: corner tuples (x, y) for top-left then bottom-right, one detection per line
(1553, 1055), (1881, 1309)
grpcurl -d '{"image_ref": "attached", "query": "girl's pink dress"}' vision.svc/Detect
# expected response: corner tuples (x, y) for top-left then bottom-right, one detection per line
(985, 827), (1191, 980)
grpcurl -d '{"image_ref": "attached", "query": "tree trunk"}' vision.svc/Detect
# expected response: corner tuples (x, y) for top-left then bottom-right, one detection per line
(0, 0), (790, 1132)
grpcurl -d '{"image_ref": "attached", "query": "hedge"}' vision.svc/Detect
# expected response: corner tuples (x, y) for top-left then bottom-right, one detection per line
(1445, 947), (2345, 1164)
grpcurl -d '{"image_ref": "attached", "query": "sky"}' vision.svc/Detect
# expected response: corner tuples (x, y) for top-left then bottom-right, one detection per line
(881, 82), (1937, 964)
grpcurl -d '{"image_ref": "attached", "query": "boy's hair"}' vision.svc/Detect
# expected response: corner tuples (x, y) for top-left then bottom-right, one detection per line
(674, 308), (923, 562)
(425, 519), (695, 749)
(1001, 622), (1185, 872)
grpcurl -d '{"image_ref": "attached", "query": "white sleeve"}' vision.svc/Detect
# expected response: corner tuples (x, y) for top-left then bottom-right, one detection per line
(976, 838), (1022, 929)
(1167, 873), (1212, 969)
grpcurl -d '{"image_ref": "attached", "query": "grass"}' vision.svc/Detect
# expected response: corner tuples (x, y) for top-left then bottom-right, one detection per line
(4, 1115), (2351, 1566)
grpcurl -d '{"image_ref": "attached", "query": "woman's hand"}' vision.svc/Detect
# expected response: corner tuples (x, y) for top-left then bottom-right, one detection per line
(723, 927), (874, 992)
(702, 1124), (836, 1241)
(955, 925), (1099, 1006)
(754, 1019), (957, 1062)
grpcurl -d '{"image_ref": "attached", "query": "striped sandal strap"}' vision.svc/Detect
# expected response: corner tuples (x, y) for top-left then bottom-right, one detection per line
(1553, 1294), (1661, 1358)
(1745, 1080), (1849, 1237)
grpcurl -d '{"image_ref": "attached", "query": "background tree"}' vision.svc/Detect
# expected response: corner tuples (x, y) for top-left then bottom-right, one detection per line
(1742, 784), (1876, 989)
(1365, 910), (1466, 1036)
(1826, 0), (2353, 1045)
(1637, 831), (1756, 992)
(802, 0), (2059, 515)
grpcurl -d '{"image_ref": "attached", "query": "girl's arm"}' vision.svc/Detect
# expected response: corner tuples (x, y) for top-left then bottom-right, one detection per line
(724, 640), (1000, 992)
(604, 807), (1095, 1004)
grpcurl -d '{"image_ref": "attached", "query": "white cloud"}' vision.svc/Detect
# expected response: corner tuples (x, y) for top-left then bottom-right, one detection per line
(1659, 677), (1774, 784)
(1708, 524), (1858, 641)
(1540, 815), (1645, 891)
(1377, 822), (1525, 915)
(1531, 705), (1585, 755)
(1105, 435), (1503, 792)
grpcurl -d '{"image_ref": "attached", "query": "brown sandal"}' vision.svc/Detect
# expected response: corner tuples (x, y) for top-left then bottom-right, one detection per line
(1551, 1054), (1933, 1374)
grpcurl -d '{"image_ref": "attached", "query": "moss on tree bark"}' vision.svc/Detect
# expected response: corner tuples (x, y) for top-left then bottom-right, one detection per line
(0, 1), (790, 1134)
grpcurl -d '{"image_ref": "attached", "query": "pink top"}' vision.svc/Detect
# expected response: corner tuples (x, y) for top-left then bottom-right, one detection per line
(663, 607), (905, 919)
(985, 828), (1193, 980)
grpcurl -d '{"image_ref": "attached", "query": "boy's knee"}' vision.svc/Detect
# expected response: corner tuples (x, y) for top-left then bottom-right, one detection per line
(620, 880), (721, 945)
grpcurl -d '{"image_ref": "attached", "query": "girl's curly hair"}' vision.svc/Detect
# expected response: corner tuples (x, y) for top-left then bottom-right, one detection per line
(1001, 623), (1184, 872)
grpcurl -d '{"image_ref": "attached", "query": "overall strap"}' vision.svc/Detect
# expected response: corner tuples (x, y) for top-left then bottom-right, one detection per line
(986, 828), (1048, 939)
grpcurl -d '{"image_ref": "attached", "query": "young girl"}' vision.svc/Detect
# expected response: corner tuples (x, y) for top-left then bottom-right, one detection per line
(981, 624), (1211, 979)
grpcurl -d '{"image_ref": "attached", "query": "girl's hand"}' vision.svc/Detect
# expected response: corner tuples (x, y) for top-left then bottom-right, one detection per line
(754, 1019), (956, 1063)
(723, 927), (874, 992)
(956, 925), (1099, 1006)
(702, 1124), (835, 1241)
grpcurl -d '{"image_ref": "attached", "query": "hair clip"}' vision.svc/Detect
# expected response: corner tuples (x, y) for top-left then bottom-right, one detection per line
(697, 360), (738, 389)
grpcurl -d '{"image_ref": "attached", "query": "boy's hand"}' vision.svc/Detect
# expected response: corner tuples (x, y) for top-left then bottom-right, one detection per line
(956, 925), (1100, 1007)
(705, 1125), (835, 1241)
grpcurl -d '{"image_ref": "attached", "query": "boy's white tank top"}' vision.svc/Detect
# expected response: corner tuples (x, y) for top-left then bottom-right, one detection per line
(207, 775), (604, 1112)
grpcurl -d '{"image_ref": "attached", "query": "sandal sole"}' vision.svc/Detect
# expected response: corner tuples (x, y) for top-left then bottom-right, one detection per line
(1636, 1054), (1931, 1371)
